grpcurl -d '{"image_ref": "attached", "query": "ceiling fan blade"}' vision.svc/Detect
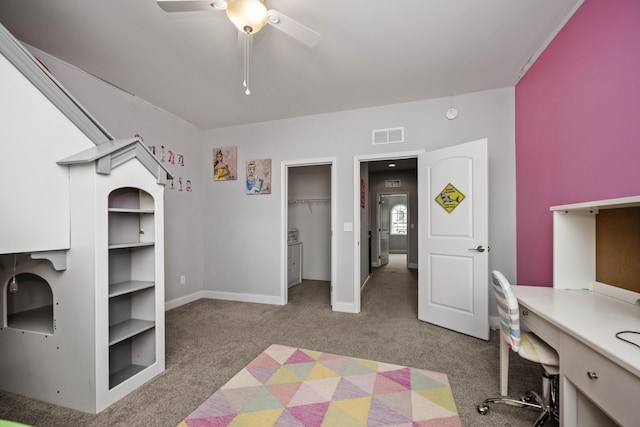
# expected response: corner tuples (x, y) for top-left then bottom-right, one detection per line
(157, 0), (227, 13)
(266, 10), (320, 48)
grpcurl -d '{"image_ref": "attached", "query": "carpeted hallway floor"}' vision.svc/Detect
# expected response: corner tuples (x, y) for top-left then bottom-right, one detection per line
(0, 254), (556, 426)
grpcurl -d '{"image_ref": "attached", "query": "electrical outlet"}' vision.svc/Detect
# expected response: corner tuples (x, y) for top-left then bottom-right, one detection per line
(180, 275), (186, 285)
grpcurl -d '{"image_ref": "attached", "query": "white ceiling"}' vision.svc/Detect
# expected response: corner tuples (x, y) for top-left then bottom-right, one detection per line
(0, 0), (582, 130)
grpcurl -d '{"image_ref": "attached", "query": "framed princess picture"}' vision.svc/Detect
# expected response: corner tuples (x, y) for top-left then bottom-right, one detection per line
(246, 159), (271, 195)
(213, 146), (237, 181)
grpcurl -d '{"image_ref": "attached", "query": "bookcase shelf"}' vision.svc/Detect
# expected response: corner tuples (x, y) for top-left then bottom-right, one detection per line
(108, 242), (154, 250)
(109, 280), (155, 298)
(108, 326), (156, 389)
(109, 319), (155, 346)
(109, 364), (147, 389)
(108, 208), (154, 214)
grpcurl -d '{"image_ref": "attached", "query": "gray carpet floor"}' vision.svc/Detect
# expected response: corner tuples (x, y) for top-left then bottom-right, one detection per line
(0, 254), (557, 426)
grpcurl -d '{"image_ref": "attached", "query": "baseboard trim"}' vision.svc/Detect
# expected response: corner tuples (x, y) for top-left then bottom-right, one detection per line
(301, 275), (331, 281)
(165, 291), (207, 311)
(332, 301), (358, 313)
(489, 315), (501, 330)
(360, 273), (372, 291)
(204, 291), (283, 305)
(165, 290), (283, 311)
(166, 291), (361, 314)
(408, 262), (418, 269)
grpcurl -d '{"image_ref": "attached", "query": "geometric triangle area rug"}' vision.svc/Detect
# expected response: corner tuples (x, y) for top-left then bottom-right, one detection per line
(178, 344), (461, 427)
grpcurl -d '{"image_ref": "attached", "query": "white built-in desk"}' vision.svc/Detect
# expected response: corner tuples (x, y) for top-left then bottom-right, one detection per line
(513, 285), (640, 427)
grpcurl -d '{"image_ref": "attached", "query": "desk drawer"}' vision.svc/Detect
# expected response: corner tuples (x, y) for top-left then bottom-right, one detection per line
(563, 335), (640, 426)
(520, 308), (560, 350)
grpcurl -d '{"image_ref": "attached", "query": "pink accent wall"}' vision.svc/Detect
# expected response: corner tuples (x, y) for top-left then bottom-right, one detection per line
(515, 0), (640, 286)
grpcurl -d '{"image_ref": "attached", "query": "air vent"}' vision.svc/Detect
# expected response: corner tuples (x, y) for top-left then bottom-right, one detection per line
(372, 127), (404, 145)
(385, 180), (401, 188)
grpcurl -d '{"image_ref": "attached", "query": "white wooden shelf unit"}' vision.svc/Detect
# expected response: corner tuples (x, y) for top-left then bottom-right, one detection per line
(552, 194), (640, 302)
(107, 187), (158, 389)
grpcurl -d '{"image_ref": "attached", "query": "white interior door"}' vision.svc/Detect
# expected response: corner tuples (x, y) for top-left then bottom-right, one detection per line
(418, 138), (489, 340)
(378, 194), (390, 266)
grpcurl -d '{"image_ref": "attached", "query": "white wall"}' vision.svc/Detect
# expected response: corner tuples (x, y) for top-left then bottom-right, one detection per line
(201, 87), (517, 313)
(28, 48), (205, 306)
(26, 46), (516, 317)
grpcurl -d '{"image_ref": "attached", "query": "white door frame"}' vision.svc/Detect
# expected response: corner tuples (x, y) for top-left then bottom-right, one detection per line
(281, 157), (337, 308)
(353, 150), (424, 313)
(377, 193), (391, 267)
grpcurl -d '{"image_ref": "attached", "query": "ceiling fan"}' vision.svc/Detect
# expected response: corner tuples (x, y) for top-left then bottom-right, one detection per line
(157, 0), (320, 94)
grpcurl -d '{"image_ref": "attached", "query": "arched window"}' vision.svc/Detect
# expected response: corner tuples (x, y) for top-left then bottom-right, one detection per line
(391, 204), (407, 235)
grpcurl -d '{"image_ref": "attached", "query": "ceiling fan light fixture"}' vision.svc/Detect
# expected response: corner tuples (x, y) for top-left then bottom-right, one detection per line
(226, 0), (268, 34)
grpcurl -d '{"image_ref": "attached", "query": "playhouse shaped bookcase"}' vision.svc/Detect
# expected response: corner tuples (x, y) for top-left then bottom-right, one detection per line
(0, 23), (171, 413)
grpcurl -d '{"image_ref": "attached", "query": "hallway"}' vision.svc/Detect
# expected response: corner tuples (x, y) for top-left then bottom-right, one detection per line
(362, 253), (417, 317)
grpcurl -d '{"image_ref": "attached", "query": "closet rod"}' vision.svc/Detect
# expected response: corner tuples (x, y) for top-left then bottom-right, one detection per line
(288, 198), (330, 204)
(288, 198), (331, 213)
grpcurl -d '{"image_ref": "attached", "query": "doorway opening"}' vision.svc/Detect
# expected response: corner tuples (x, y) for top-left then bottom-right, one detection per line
(353, 152), (420, 313)
(282, 159), (336, 309)
(354, 139), (489, 339)
(375, 193), (409, 270)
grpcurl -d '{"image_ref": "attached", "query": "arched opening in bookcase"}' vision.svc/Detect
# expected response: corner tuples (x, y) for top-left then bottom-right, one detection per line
(5, 272), (54, 334)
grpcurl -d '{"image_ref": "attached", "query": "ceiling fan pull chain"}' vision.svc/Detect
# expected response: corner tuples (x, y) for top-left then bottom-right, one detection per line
(242, 32), (247, 92)
(243, 32), (252, 95)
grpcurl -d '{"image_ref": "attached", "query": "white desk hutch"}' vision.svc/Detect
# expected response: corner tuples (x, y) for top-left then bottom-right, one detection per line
(0, 23), (171, 413)
(514, 195), (640, 427)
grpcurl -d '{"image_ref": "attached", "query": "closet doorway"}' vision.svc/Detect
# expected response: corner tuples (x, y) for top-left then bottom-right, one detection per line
(281, 159), (336, 309)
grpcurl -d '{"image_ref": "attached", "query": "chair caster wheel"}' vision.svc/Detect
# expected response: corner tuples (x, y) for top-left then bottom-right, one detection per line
(521, 393), (535, 403)
(477, 404), (490, 415)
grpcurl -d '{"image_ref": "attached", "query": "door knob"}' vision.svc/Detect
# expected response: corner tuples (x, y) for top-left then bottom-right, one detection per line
(469, 245), (486, 252)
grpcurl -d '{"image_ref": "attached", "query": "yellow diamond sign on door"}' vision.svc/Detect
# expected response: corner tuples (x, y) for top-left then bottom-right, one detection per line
(435, 183), (465, 213)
